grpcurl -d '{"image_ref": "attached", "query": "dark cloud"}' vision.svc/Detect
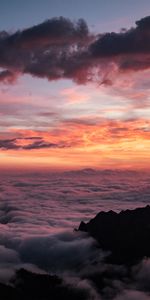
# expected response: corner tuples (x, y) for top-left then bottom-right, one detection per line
(0, 138), (19, 150)
(6, 17), (89, 48)
(90, 16), (150, 57)
(0, 17), (91, 83)
(23, 140), (57, 150)
(90, 15), (150, 77)
(0, 16), (149, 84)
(0, 137), (69, 150)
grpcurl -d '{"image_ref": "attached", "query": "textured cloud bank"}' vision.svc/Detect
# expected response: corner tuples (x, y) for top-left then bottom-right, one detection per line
(0, 170), (150, 298)
(0, 16), (149, 84)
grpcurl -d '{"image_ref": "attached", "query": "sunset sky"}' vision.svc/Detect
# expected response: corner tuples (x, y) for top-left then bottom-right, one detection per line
(0, 0), (150, 170)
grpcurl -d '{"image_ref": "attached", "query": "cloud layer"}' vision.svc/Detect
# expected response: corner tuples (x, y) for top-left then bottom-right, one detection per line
(0, 170), (150, 299)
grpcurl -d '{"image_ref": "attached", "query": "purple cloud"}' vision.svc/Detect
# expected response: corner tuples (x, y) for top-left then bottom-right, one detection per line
(0, 16), (149, 84)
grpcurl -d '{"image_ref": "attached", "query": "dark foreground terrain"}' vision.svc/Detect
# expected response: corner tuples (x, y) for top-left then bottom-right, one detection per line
(1, 206), (150, 300)
(79, 205), (150, 264)
(0, 268), (89, 300)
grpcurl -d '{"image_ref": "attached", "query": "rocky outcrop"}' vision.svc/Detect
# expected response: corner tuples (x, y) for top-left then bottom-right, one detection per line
(79, 205), (150, 264)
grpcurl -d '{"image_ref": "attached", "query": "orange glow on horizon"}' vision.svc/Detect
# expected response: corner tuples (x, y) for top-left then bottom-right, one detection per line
(0, 118), (149, 170)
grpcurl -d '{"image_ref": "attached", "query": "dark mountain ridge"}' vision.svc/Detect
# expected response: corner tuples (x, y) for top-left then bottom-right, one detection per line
(79, 205), (150, 264)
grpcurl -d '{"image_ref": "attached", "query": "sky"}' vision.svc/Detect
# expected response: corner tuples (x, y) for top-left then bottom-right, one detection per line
(0, 0), (150, 170)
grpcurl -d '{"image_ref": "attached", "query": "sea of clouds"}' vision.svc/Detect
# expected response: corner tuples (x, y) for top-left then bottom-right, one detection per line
(0, 169), (150, 299)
